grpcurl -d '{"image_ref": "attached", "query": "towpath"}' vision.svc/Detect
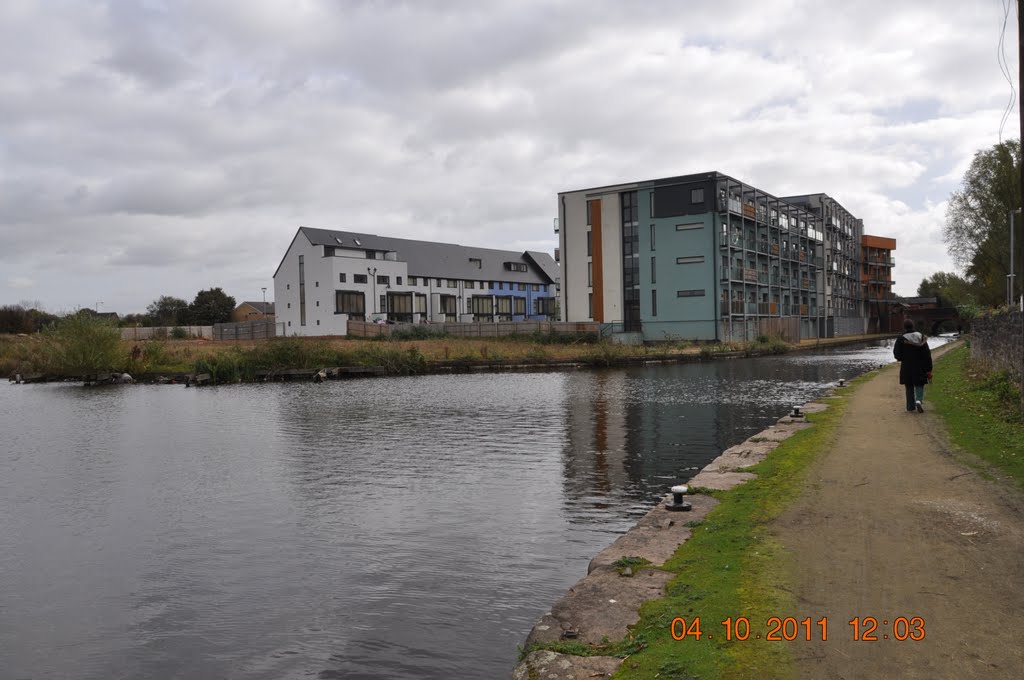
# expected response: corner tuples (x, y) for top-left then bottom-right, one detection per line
(774, 347), (1024, 679)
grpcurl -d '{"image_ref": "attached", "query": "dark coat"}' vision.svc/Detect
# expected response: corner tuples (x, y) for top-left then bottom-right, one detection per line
(893, 332), (933, 386)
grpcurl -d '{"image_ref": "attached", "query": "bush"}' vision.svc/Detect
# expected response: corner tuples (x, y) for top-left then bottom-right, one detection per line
(170, 326), (190, 340)
(44, 312), (124, 376)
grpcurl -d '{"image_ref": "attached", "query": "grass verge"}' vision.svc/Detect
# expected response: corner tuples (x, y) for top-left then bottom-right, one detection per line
(929, 345), (1024, 491)
(605, 374), (868, 680)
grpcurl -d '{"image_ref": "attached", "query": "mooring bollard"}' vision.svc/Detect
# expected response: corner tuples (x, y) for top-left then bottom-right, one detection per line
(791, 405), (803, 418)
(838, 378), (846, 387)
(665, 484), (692, 511)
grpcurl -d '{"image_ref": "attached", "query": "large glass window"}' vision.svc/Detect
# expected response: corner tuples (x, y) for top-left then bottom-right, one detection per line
(335, 291), (365, 319)
(298, 255), (306, 326)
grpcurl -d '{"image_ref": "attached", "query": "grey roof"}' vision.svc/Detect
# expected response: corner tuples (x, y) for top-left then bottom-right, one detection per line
(294, 227), (559, 284)
(239, 301), (275, 314)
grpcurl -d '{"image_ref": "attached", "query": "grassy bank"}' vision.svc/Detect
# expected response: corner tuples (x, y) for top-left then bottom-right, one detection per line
(929, 344), (1024, 490)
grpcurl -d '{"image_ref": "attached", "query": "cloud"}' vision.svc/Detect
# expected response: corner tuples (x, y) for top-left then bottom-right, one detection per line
(0, 0), (1015, 311)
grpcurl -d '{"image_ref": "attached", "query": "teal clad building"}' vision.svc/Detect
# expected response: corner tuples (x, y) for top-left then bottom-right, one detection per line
(557, 172), (870, 342)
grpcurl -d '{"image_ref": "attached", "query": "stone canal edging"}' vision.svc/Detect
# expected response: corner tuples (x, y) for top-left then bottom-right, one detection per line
(511, 400), (829, 679)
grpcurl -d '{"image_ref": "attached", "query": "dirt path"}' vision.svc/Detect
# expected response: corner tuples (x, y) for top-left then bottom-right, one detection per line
(775, 350), (1024, 679)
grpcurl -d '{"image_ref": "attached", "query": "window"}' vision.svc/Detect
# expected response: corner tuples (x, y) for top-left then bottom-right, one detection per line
(514, 297), (526, 315)
(531, 284), (539, 292)
(651, 256), (656, 284)
(676, 222), (703, 231)
(650, 224), (655, 251)
(315, 301), (319, 307)
(586, 199), (595, 226)
(691, 188), (704, 203)
(298, 255), (306, 326)
(396, 276), (403, 285)
(316, 320), (320, 325)
(435, 279), (442, 286)
(388, 292), (413, 321)
(339, 273), (346, 283)
(287, 303), (291, 308)
(471, 296), (494, 319)
(586, 230), (593, 256)
(315, 281), (319, 287)
(588, 262), (593, 287)
(409, 276), (417, 286)
(447, 279), (458, 288)
(677, 289), (706, 298)
(481, 281), (489, 289)
(287, 284), (290, 290)
(380, 295), (387, 312)
(518, 283), (526, 291)
(504, 262), (528, 272)
(534, 297), (556, 316)
(676, 256), (705, 265)
(335, 291), (365, 319)
(469, 257), (482, 269)
(652, 289), (657, 317)
(588, 292), (593, 318)
(377, 275), (389, 285)
(354, 274), (368, 284)
(465, 281), (475, 289)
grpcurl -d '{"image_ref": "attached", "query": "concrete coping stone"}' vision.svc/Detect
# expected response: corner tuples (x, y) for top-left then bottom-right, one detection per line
(512, 651), (621, 679)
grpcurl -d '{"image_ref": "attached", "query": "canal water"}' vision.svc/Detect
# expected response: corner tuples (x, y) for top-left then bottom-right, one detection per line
(0, 340), (948, 679)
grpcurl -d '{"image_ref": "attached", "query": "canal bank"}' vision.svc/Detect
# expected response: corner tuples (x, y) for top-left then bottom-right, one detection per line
(5, 331), (901, 385)
(513, 340), (968, 679)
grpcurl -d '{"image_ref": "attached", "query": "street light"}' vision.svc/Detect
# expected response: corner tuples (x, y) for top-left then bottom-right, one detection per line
(96, 301), (103, 313)
(261, 287), (267, 307)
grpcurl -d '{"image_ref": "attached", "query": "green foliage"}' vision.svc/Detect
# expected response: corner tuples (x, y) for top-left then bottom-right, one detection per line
(387, 325), (450, 340)
(189, 287), (236, 325)
(916, 271), (975, 308)
(943, 140), (1022, 307)
(930, 346), (1024, 490)
(0, 304), (58, 334)
(43, 311), (124, 376)
(147, 295), (189, 326)
(170, 326), (190, 339)
(584, 340), (633, 366)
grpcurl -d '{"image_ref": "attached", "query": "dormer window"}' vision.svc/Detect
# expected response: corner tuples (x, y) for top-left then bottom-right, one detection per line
(469, 257), (482, 269)
(504, 262), (528, 272)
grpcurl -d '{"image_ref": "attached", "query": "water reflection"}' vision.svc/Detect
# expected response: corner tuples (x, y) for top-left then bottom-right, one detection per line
(0, 340), (949, 679)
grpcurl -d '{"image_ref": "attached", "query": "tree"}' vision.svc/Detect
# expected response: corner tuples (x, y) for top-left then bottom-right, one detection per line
(943, 139), (1023, 307)
(0, 305), (58, 334)
(146, 295), (190, 326)
(916, 272), (974, 308)
(188, 287), (236, 325)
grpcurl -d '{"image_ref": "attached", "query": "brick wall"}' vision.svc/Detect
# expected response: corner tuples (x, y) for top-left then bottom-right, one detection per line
(970, 310), (1024, 379)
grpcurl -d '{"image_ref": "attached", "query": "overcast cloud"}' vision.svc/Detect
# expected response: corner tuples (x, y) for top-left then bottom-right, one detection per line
(0, 0), (1018, 313)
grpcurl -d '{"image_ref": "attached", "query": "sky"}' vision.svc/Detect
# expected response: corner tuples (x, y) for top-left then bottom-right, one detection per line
(0, 0), (1019, 314)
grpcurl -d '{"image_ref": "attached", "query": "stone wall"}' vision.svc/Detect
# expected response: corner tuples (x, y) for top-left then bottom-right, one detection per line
(970, 310), (1024, 379)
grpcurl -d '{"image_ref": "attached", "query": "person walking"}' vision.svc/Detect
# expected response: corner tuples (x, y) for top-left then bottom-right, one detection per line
(893, 318), (933, 413)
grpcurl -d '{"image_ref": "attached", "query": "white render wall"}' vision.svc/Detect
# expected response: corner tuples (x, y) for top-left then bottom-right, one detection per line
(559, 184), (630, 324)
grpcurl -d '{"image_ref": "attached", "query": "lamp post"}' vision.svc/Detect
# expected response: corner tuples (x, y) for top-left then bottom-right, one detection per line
(96, 301), (103, 313)
(261, 287), (267, 308)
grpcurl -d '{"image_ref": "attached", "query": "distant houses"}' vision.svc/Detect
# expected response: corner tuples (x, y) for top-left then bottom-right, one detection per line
(273, 227), (559, 336)
(231, 301), (275, 322)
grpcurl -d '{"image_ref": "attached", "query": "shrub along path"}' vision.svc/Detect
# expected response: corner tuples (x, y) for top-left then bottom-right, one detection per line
(774, 345), (1024, 679)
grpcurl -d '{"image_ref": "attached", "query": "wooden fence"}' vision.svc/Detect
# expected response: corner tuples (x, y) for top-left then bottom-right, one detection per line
(212, 319), (283, 341)
(121, 325), (213, 340)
